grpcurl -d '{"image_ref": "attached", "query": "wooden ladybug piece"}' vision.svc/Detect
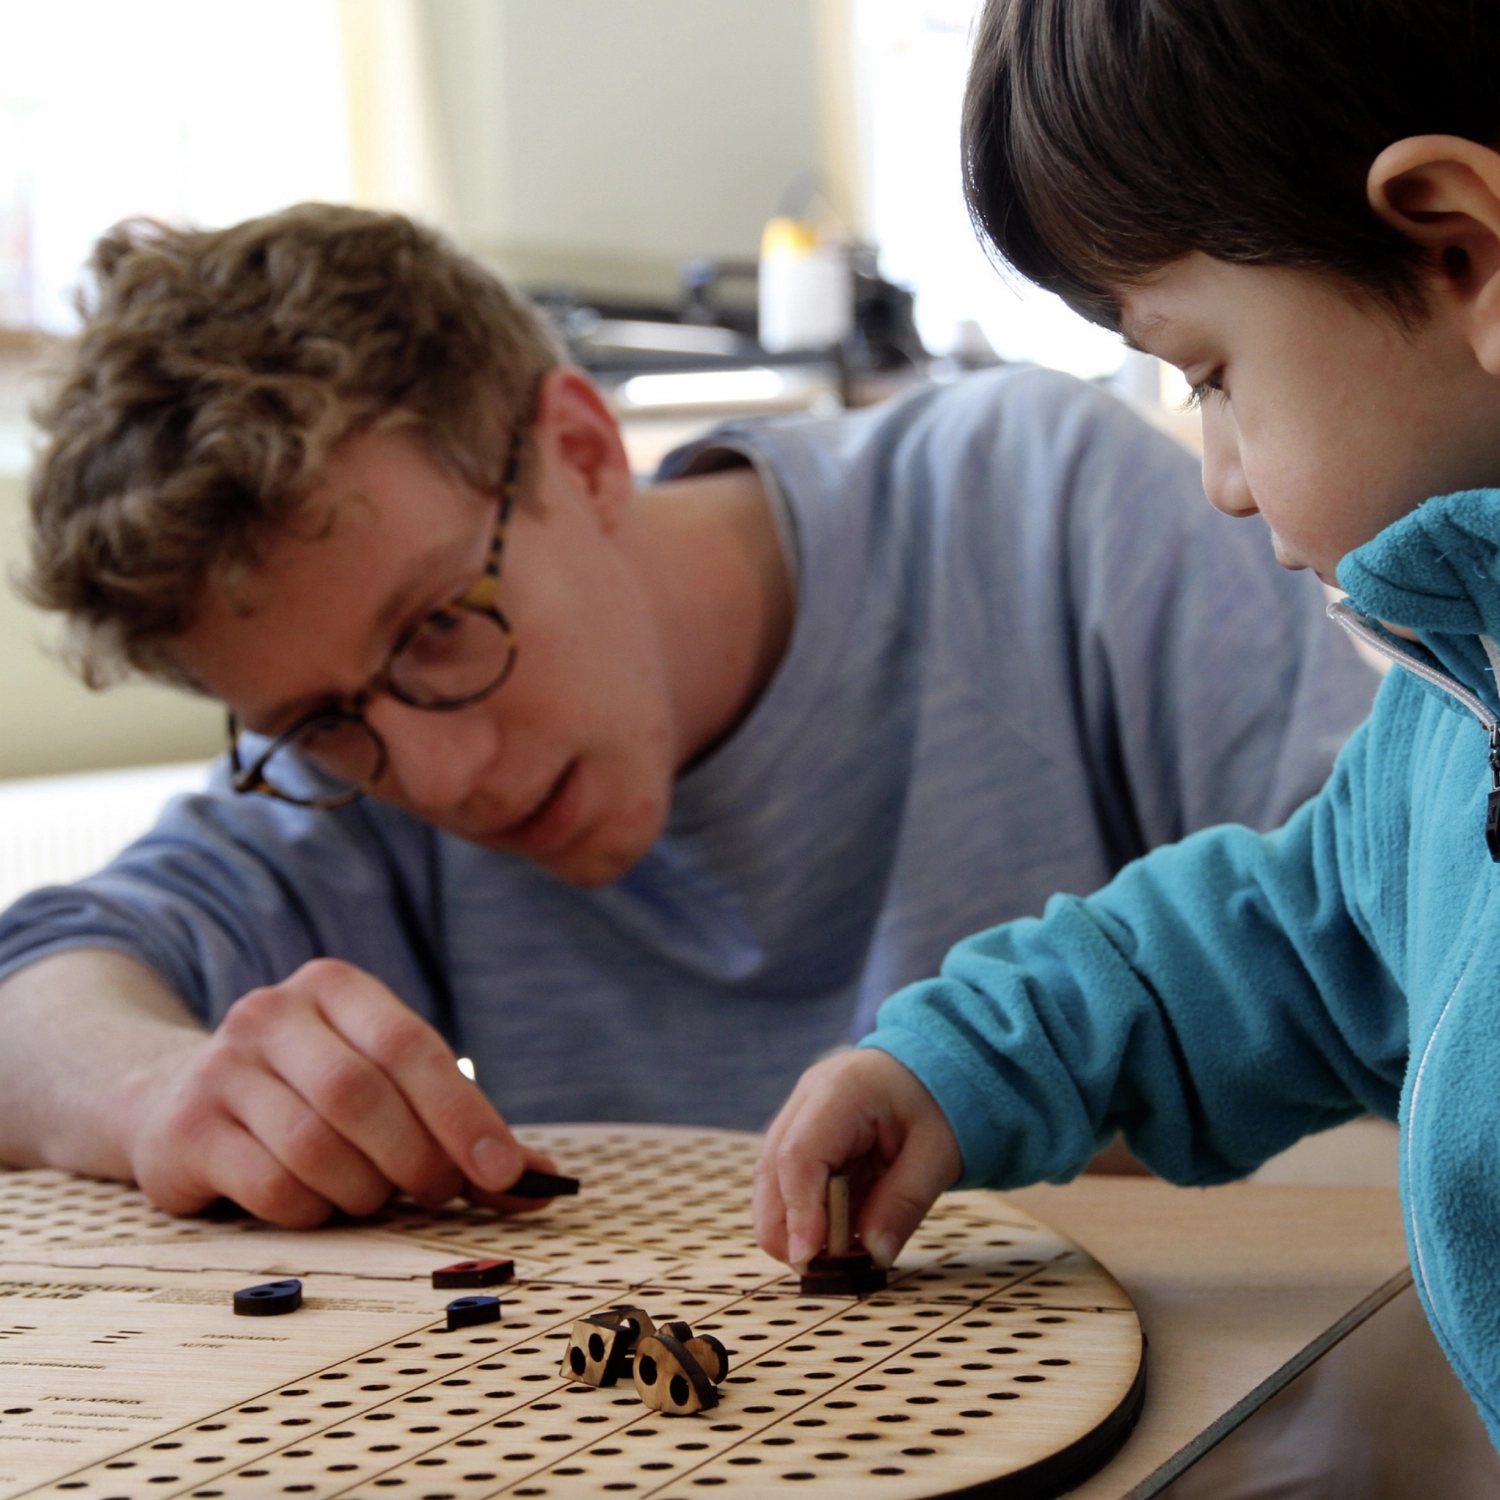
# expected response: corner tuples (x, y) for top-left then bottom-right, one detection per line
(603, 1305), (655, 1348)
(684, 1332), (729, 1383)
(561, 1316), (631, 1386)
(632, 1332), (719, 1414)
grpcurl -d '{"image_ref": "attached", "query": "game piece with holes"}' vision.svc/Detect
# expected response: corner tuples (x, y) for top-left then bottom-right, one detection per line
(632, 1329), (719, 1414)
(601, 1304), (655, 1349)
(232, 1278), (302, 1316)
(651, 1319), (730, 1384)
(431, 1257), (514, 1288)
(560, 1315), (633, 1386)
(799, 1172), (888, 1296)
(684, 1331), (729, 1383)
(506, 1167), (580, 1198)
(445, 1294), (502, 1330)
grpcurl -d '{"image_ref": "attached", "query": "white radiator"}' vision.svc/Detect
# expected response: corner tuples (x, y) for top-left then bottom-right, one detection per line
(0, 761), (211, 910)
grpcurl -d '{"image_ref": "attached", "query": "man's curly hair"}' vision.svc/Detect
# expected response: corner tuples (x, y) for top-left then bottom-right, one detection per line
(26, 202), (562, 687)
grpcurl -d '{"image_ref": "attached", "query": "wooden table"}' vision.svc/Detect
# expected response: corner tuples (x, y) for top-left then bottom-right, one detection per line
(1005, 1178), (1410, 1497)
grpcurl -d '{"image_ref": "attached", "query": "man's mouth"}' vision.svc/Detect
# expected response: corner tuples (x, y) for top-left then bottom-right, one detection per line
(501, 760), (583, 856)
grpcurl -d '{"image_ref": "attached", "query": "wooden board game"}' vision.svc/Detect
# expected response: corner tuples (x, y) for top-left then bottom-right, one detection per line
(0, 1125), (1144, 1500)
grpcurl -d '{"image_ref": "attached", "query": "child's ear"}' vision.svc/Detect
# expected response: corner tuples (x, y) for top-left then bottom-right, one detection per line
(1368, 135), (1500, 374)
(530, 368), (635, 528)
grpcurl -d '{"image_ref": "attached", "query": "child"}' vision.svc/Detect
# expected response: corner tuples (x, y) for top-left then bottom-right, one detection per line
(754, 0), (1500, 1444)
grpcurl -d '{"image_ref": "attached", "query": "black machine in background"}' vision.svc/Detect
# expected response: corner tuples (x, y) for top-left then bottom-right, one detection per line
(530, 248), (931, 404)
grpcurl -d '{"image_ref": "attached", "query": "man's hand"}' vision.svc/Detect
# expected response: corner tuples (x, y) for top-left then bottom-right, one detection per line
(753, 1047), (963, 1272)
(119, 957), (557, 1227)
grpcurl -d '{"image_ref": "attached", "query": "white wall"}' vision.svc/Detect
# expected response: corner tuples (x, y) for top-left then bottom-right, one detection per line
(0, 471), (222, 780)
(426, 0), (825, 297)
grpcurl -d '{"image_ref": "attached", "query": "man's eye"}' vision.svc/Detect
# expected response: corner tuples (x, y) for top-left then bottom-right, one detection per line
(419, 610), (465, 640)
(295, 716), (364, 752)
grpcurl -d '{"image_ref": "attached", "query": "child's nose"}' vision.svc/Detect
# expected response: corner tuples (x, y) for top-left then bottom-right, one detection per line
(364, 698), (497, 817)
(1200, 406), (1257, 518)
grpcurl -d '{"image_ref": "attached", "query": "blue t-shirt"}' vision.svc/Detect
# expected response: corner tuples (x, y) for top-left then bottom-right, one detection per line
(0, 368), (1378, 1128)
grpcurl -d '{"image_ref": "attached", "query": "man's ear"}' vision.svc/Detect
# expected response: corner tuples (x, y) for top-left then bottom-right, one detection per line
(1368, 135), (1500, 373)
(529, 367), (635, 528)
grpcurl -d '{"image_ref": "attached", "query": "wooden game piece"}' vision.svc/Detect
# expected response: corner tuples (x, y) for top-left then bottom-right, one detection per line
(827, 1171), (852, 1254)
(506, 1167), (581, 1198)
(799, 1172), (888, 1296)
(560, 1316), (633, 1386)
(602, 1304), (655, 1348)
(444, 1294), (501, 1330)
(632, 1330), (719, 1414)
(430, 1256), (514, 1288)
(684, 1331), (730, 1383)
(232, 1278), (302, 1316)
(653, 1320), (730, 1383)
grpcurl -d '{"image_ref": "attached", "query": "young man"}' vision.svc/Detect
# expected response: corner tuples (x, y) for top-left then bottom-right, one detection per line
(0, 205), (1374, 1230)
(753, 0), (1500, 1454)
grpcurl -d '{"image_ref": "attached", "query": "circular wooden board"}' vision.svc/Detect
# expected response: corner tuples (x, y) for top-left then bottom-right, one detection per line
(2, 1125), (1143, 1500)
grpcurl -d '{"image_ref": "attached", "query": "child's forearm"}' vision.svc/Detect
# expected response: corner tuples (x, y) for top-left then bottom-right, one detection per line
(872, 808), (1399, 1191)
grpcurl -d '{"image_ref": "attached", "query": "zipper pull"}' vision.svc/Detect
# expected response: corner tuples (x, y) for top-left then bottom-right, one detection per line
(1487, 725), (1500, 862)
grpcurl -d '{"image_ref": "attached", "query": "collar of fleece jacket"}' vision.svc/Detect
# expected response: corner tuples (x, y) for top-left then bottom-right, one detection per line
(1339, 487), (1500, 718)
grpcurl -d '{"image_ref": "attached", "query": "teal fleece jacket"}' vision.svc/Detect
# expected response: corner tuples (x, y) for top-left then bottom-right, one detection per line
(864, 486), (1500, 1441)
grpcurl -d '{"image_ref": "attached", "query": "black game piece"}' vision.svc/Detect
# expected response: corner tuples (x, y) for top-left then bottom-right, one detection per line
(431, 1257), (514, 1289)
(799, 1172), (889, 1297)
(800, 1249), (888, 1296)
(506, 1168), (581, 1199)
(233, 1278), (303, 1316)
(446, 1294), (502, 1331)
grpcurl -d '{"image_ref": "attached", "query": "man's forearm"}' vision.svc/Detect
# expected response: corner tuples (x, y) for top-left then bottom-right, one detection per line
(0, 948), (207, 1180)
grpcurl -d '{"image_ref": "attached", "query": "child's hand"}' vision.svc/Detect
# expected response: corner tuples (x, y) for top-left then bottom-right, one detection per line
(754, 1047), (962, 1271)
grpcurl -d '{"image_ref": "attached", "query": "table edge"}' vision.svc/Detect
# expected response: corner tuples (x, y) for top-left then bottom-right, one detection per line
(1117, 1265), (1414, 1499)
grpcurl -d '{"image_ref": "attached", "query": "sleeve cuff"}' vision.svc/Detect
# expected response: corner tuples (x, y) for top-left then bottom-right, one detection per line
(858, 1023), (1007, 1189)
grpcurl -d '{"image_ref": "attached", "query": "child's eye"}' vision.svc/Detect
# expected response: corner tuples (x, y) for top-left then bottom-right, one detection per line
(1183, 372), (1226, 411)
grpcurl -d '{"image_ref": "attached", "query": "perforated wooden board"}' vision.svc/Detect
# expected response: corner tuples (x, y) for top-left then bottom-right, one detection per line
(0, 1126), (1144, 1500)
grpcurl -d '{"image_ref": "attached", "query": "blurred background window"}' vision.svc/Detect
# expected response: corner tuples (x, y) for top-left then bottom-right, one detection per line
(851, 0), (1128, 380)
(0, 0), (352, 334)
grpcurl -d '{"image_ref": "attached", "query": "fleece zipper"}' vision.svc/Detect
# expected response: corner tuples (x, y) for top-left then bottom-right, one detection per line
(1328, 600), (1500, 861)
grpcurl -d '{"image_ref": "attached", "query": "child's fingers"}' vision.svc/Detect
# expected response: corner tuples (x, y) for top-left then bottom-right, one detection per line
(757, 1051), (900, 1268)
(752, 1103), (799, 1263)
(756, 1048), (965, 1272)
(856, 1120), (961, 1269)
(759, 1085), (836, 1270)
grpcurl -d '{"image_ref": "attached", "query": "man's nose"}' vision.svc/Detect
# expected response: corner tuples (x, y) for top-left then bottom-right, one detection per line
(364, 697), (498, 816)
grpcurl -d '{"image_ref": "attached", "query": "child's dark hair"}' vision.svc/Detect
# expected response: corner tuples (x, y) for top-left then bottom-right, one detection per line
(962, 0), (1500, 328)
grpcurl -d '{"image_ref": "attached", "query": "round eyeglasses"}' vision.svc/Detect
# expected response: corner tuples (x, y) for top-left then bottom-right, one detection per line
(227, 441), (523, 811)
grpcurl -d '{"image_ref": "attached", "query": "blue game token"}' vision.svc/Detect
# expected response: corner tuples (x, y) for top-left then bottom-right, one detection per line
(233, 1278), (303, 1316)
(446, 1294), (502, 1331)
